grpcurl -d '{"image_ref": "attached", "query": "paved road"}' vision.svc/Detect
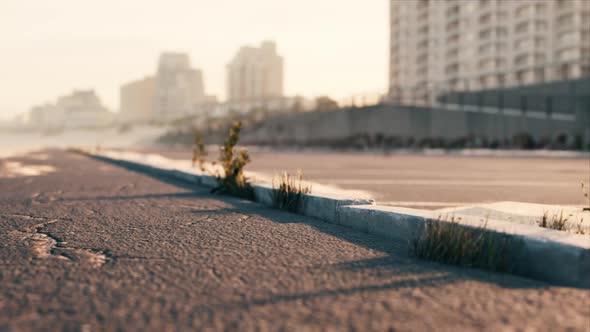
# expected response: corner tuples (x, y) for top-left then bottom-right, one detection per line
(145, 148), (590, 209)
(1, 150), (589, 331)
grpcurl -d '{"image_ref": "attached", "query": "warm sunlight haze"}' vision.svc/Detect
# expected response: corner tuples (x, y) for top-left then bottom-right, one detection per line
(0, 0), (387, 119)
(1, 1), (589, 330)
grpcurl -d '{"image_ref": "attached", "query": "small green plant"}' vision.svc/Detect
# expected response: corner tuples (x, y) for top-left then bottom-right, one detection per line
(272, 171), (312, 213)
(581, 181), (590, 211)
(192, 129), (207, 172)
(212, 121), (254, 200)
(537, 211), (569, 231)
(412, 216), (519, 273)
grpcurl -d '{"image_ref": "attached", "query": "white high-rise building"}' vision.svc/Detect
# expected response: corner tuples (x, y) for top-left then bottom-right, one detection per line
(227, 41), (284, 103)
(388, 0), (590, 105)
(154, 53), (207, 119)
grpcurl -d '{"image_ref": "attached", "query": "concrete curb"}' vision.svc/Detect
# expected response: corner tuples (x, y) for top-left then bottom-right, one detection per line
(252, 182), (373, 223)
(82, 150), (374, 225)
(76, 149), (590, 288)
(338, 205), (590, 288)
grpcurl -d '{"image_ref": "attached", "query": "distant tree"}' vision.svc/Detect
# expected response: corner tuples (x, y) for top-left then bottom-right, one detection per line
(290, 98), (305, 113)
(314, 96), (339, 112)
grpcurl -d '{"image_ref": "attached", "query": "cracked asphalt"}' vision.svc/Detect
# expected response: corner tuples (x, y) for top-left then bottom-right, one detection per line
(1, 149), (589, 331)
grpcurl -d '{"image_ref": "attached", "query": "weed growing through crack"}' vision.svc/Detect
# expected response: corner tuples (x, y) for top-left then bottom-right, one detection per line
(212, 121), (254, 200)
(537, 211), (569, 231)
(192, 129), (207, 172)
(412, 215), (519, 273)
(272, 171), (312, 213)
(537, 211), (589, 234)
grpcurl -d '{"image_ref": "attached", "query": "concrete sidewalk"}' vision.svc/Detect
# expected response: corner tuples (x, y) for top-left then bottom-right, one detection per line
(1, 149), (589, 331)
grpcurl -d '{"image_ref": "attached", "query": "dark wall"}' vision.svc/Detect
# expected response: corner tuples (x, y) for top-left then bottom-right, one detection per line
(242, 103), (587, 149)
(439, 77), (590, 119)
(241, 78), (590, 149)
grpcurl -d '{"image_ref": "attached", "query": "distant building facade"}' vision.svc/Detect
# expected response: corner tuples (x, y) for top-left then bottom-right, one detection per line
(388, 0), (590, 105)
(119, 76), (155, 122)
(29, 90), (112, 129)
(56, 90), (112, 128)
(29, 104), (63, 129)
(153, 53), (215, 120)
(227, 41), (284, 104)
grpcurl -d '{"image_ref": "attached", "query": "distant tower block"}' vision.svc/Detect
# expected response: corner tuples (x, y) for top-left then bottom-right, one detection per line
(388, 0), (590, 105)
(226, 40), (284, 103)
(154, 53), (206, 119)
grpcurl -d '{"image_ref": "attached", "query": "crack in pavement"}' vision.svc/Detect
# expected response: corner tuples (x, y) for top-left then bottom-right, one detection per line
(4, 213), (109, 268)
(31, 220), (69, 261)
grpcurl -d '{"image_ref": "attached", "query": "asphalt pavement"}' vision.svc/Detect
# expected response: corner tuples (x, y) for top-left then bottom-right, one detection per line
(1, 149), (589, 331)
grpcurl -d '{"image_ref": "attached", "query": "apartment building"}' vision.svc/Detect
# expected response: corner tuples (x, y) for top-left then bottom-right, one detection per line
(388, 0), (590, 105)
(153, 53), (207, 119)
(227, 41), (284, 103)
(119, 76), (155, 122)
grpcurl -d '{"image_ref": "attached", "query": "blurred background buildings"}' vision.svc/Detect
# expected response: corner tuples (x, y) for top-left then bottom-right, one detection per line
(117, 41), (308, 123)
(119, 76), (155, 123)
(387, 0), (590, 106)
(16, 0), (590, 149)
(153, 53), (216, 120)
(120, 53), (217, 123)
(29, 90), (112, 130)
(227, 41), (283, 103)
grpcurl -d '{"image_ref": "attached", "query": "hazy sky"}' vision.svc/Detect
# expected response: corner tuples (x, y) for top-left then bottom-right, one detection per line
(0, 0), (388, 119)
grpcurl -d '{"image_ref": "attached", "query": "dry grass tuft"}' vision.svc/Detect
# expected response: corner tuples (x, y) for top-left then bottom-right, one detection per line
(537, 211), (569, 231)
(537, 211), (589, 235)
(412, 215), (520, 273)
(272, 171), (312, 213)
